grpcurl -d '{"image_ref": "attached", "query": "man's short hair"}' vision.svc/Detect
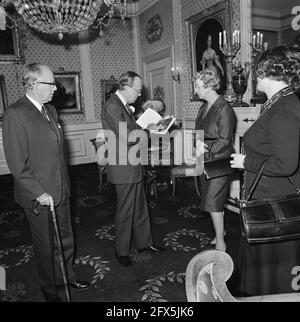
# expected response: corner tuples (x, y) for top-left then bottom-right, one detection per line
(23, 63), (49, 90)
(118, 71), (141, 90)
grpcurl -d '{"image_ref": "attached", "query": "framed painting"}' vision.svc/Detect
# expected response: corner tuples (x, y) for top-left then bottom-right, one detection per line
(0, 75), (8, 121)
(186, 1), (229, 101)
(51, 71), (84, 114)
(101, 77), (118, 106)
(0, 8), (24, 63)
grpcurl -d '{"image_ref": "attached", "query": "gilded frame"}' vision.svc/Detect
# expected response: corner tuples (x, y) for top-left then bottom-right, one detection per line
(51, 72), (84, 114)
(186, 1), (230, 101)
(0, 75), (8, 120)
(0, 9), (24, 63)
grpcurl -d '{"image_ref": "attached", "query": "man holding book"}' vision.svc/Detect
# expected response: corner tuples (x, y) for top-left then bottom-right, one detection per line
(101, 71), (164, 267)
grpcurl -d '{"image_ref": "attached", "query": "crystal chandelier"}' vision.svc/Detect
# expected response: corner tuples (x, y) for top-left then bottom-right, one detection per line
(0, 0), (129, 40)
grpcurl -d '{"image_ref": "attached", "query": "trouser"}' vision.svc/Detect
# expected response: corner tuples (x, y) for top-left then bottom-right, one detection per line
(114, 181), (153, 256)
(24, 191), (76, 296)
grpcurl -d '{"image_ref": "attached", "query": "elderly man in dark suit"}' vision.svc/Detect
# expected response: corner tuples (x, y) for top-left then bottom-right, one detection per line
(101, 71), (164, 267)
(2, 63), (89, 302)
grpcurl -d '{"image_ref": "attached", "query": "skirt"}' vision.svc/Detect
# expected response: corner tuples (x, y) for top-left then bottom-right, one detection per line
(200, 174), (230, 212)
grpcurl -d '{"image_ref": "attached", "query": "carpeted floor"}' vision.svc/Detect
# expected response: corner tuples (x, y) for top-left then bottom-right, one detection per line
(0, 163), (242, 302)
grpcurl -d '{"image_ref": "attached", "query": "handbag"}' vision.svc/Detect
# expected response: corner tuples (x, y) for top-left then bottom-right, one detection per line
(204, 156), (233, 179)
(240, 161), (300, 244)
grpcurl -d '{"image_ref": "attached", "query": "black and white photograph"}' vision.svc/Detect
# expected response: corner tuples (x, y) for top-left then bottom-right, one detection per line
(1, 0), (300, 306)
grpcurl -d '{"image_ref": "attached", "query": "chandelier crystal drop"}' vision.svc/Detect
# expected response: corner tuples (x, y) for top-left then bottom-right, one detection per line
(0, 0), (129, 39)
(14, 0), (103, 35)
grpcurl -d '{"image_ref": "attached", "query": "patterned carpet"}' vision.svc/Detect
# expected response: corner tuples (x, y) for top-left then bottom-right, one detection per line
(0, 163), (242, 302)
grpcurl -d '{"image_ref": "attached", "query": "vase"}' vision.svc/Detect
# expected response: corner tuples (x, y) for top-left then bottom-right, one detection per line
(232, 75), (249, 107)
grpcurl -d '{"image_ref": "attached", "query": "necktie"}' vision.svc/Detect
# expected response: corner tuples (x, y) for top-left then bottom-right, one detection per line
(202, 105), (209, 119)
(41, 105), (50, 123)
(125, 104), (132, 115)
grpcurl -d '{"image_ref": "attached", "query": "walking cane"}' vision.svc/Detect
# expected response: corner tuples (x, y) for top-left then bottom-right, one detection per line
(50, 208), (71, 303)
(34, 203), (71, 302)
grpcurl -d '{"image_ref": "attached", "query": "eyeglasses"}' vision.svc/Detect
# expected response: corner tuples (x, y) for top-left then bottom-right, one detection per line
(130, 87), (142, 95)
(37, 81), (57, 87)
(255, 70), (264, 78)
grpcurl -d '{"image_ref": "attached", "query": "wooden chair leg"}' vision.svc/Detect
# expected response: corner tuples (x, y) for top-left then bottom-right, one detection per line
(98, 165), (103, 192)
(194, 176), (201, 198)
(172, 175), (176, 198)
(153, 178), (158, 199)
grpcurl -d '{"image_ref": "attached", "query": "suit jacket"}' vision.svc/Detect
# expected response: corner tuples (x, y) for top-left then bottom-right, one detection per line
(244, 93), (300, 199)
(101, 93), (147, 184)
(195, 96), (237, 161)
(2, 96), (70, 209)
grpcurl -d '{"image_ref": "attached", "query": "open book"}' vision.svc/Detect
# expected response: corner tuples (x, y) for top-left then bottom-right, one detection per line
(136, 108), (176, 135)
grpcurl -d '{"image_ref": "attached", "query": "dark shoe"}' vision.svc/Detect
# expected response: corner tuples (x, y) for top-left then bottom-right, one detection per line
(137, 245), (165, 253)
(69, 280), (90, 290)
(116, 255), (132, 267)
(42, 291), (61, 302)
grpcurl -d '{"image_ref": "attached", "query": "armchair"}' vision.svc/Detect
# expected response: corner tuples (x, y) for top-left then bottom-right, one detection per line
(170, 131), (203, 198)
(90, 138), (108, 192)
(186, 250), (300, 302)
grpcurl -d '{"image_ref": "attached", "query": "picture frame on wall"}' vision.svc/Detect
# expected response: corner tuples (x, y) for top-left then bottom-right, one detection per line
(186, 1), (229, 101)
(0, 75), (8, 121)
(101, 77), (118, 106)
(51, 71), (84, 114)
(0, 8), (24, 63)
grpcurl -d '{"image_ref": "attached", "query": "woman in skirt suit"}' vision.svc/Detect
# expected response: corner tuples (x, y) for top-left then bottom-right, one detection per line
(194, 70), (236, 252)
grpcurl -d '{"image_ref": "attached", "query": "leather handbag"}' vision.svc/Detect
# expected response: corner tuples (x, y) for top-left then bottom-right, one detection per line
(240, 162), (300, 244)
(204, 157), (233, 179)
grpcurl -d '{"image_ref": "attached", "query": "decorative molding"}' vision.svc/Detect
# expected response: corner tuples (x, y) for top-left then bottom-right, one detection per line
(145, 13), (163, 44)
(240, 0), (252, 104)
(133, 0), (160, 16)
(131, 16), (143, 74)
(78, 33), (95, 122)
(0, 121), (102, 175)
(142, 46), (173, 64)
(172, 0), (184, 120)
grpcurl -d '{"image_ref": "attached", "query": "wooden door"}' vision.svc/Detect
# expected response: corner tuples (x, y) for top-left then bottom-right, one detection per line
(143, 56), (174, 116)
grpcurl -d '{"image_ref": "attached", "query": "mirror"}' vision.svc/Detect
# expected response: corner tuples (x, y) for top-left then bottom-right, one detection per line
(252, 0), (299, 47)
(251, 0), (300, 103)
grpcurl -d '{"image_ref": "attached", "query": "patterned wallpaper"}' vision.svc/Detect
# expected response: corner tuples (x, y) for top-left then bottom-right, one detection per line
(1, 1), (241, 125)
(0, 64), (24, 107)
(181, 0), (241, 120)
(90, 20), (135, 121)
(0, 20), (135, 124)
(0, 27), (84, 124)
(139, 0), (174, 58)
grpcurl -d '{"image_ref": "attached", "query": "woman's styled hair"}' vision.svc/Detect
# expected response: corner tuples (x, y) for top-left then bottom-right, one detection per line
(256, 45), (300, 90)
(118, 71), (141, 90)
(194, 69), (220, 90)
